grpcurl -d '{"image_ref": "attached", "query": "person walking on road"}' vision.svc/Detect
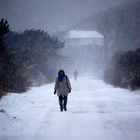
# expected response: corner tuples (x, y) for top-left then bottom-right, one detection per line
(54, 70), (72, 111)
(73, 70), (78, 81)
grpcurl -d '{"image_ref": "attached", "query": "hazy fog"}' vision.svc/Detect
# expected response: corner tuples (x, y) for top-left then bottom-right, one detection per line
(0, 0), (137, 32)
(1, 0), (140, 86)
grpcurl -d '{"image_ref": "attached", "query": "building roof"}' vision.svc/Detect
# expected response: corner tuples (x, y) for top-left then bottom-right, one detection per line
(66, 30), (103, 39)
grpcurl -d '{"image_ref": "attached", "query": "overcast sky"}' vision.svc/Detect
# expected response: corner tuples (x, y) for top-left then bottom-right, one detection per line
(0, 0), (139, 33)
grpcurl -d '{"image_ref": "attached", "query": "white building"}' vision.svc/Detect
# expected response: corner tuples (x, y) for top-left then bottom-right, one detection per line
(65, 30), (104, 46)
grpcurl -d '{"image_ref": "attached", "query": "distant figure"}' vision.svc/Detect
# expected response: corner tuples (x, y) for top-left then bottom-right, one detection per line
(73, 70), (78, 81)
(54, 70), (72, 111)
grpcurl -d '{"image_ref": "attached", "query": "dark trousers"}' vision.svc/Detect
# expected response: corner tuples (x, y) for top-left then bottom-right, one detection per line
(59, 95), (68, 109)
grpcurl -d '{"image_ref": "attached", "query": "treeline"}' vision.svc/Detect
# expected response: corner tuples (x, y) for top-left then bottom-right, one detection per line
(94, 1), (140, 90)
(0, 18), (64, 98)
(96, 1), (140, 54)
(104, 49), (140, 90)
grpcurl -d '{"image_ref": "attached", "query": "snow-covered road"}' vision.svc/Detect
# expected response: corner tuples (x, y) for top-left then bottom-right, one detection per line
(0, 75), (140, 140)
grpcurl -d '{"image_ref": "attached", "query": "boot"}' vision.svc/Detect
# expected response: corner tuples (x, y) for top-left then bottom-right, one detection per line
(60, 107), (63, 112)
(64, 106), (67, 111)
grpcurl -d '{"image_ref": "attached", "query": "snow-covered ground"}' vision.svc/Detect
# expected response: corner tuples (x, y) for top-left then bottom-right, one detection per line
(0, 74), (140, 140)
